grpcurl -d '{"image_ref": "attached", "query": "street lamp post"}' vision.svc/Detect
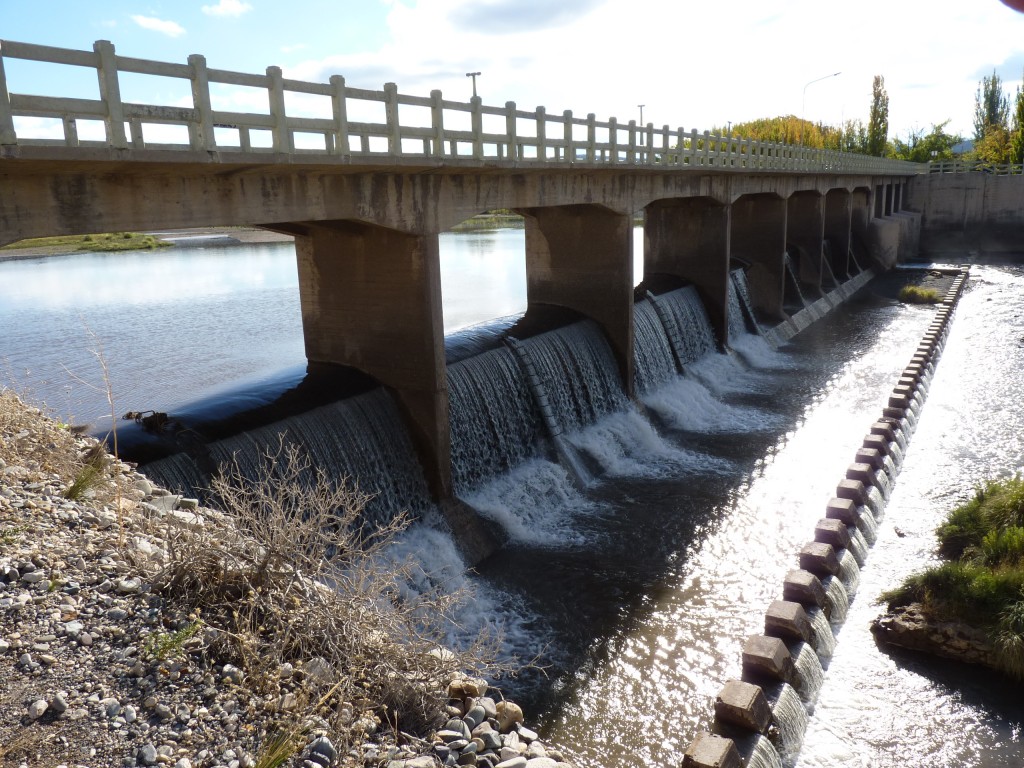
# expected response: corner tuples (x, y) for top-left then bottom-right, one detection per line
(466, 71), (481, 98)
(638, 104), (645, 124)
(800, 71), (841, 145)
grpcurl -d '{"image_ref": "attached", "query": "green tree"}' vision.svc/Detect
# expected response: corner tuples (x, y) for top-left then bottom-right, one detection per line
(972, 125), (1012, 166)
(1010, 72), (1024, 165)
(867, 75), (889, 157)
(891, 121), (963, 163)
(974, 69), (1010, 139)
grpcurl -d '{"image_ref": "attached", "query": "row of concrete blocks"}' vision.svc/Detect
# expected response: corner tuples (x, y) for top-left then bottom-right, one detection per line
(681, 267), (970, 768)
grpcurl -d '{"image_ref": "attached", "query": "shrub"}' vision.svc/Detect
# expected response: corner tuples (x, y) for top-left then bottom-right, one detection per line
(898, 285), (942, 304)
(153, 442), (506, 750)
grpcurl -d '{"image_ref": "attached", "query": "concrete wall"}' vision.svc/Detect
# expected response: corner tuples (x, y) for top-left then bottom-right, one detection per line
(907, 172), (1024, 255)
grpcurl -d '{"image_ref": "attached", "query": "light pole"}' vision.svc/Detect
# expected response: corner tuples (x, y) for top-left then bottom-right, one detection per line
(800, 71), (841, 145)
(466, 71), (481, 99)
(638, 104), (645, 124)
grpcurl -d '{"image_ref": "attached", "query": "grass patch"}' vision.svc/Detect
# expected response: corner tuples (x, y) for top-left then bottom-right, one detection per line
(1, 232), (171, 253)
(898, 284), (942, 304)
(882, 474), (1024, 678)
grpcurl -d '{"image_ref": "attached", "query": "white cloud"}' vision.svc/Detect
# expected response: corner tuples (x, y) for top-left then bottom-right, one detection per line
(130, 14), (186, 37)
(201, 0), (254, 17)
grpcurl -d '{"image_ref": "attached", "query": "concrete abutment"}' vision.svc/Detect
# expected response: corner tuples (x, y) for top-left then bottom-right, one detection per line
(730, 194), (787, 320)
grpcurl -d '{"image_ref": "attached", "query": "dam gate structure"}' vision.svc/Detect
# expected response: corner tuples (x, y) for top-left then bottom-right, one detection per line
(0, 39), (929, 558)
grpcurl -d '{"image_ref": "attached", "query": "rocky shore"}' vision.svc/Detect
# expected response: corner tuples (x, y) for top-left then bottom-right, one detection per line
(0, 394), (570, 768)
(870, 603), (998, 669)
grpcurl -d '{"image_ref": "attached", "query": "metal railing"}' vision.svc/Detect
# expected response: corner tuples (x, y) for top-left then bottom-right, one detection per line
(927, 159), (1024, 176)
(0, 39), (924, 175)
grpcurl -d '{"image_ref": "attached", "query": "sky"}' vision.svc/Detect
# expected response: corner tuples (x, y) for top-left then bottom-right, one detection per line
(3, 0), (1024, 143)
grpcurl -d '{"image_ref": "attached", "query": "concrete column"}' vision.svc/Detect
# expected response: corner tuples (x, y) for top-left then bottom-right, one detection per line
(730, 194), (787, 320)
(885, 183), (894, 216)
(824, 190), (853, 278)
(520, 204), (635, 394)
(293, 220), (451, 498)
(786, 191), (825, 294)
(644, 196), (731, 346)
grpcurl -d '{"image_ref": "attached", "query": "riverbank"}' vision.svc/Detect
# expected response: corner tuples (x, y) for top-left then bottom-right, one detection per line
(0, 227), (294, 262)
(0, 391), (570, 768)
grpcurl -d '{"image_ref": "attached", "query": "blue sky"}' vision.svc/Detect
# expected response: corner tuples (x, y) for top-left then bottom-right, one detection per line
(4, 0), (1024, 142)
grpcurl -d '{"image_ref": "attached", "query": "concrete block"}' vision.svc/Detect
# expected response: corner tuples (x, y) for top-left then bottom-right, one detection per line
(764, 600), (812, 643)
(783, 569), (827, 609)
(827, 496), (859, 523)
(815, 518), (851, 550)
(863, 434), (892, 455)
(888, 393), (911, 409)
(714, 680), (772, 734)
(682, 733), (742, 768)
(742, 635), (795, 683)
(836, 479), (867, 504)
(855, 447), (884, 470)
(870, 421), (896, 440)
(846, 463), (878, 487)
(799, 541), (840, 576)
(882, 406), (907, 420)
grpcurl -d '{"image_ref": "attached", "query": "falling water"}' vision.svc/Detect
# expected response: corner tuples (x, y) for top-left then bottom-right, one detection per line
(805, 607), (836, 662)
(836, 549), (860, 597)
(783, 253), (808, 309)
(649, 285), (718, 365)
(633, 298), (679, 394)
(766, 682), (808, 766)
(516, 321), (627, 433)
(734, 733), (784, 768)
(789, 641), (825, 704)
(822, 576), (849, 625)
(447, 346), (544, 493)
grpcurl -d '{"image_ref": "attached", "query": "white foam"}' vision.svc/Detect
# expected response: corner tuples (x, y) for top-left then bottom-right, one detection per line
(463, 458), (600, 547)
(642, 375), (783, 433)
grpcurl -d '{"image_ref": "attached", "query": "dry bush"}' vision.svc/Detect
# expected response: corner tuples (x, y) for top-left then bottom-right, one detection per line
(0, 388), (80, 480)
(153, 442), (504, 748)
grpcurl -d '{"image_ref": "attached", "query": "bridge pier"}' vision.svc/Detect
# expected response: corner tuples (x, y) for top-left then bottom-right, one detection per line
(730, 194), (787, 320)
(786, 192), (825, 294)
(644, 197), (731, 347)
(520, 204), (635, 395)
(824, 190), (853, 278)
(292, 220), (452, 498)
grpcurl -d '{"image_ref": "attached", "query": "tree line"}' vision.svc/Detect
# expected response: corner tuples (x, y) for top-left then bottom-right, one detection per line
(713, 71), (1024, 166)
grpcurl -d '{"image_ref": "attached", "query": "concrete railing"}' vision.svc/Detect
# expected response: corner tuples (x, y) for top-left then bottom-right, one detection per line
(928, 159), (1024, 175)
(0, 39), (924, 175)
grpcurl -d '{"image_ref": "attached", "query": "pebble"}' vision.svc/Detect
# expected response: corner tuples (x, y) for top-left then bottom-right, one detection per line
(0, 398), (576, 768)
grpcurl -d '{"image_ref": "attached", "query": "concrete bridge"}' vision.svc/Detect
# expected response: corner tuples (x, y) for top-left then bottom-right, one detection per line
(1, 39), (931, 514)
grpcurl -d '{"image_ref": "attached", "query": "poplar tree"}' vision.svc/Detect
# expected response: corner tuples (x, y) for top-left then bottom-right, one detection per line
(867, 75), (889, 157)
(973, 69), (1010, 139)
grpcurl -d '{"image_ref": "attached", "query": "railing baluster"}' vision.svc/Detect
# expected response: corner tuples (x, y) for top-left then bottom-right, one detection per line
(609, 117), (618, 164)
(586, 113), (596, 163)
(0, 45), (16, 146)
(627, 120), (637, 164)
(330, 75), (350, 157)
(129, 118), (144, 148)
(266, 66), (290, 153)
(188, 54), (215, 151)
(505, 101), (518, 161)
(62, 116), (79, 147)
(563, 110), (573, 163)
(94, 40), (127, 149)
(384, 82), (400, 156)
(471, 95), (483, 160)
(536, 106), (546, 161)
(431, 90), (444, 158)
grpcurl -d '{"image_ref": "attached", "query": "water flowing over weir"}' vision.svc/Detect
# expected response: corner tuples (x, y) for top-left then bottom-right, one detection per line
(118, 256), (1008, 768)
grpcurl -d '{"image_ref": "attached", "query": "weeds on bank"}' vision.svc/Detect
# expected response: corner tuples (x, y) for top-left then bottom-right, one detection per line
(153, 442), (507, 753)
(0, 231), (170, 253)
(144, 618), (204, 661)
(881, 474), (1024, 677)
(898, 285), (942, 304)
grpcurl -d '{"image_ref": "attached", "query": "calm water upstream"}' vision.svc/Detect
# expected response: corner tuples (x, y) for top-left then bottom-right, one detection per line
(1, 232), (1021, 767)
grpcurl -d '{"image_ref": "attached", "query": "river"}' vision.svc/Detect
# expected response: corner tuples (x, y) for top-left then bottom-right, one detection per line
(0, 232), (1021, 767)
